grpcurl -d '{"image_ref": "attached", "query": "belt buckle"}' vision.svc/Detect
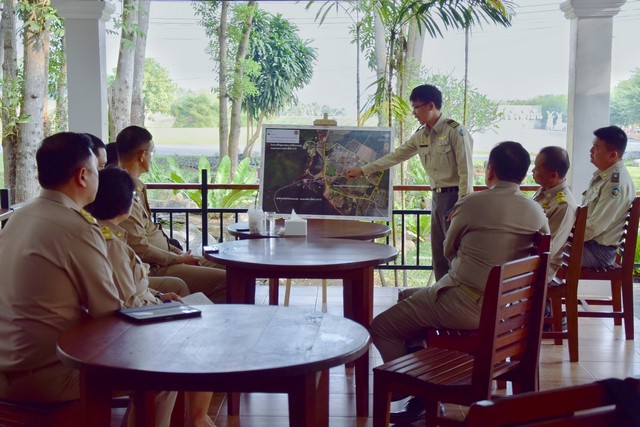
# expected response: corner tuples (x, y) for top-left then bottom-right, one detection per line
(434, 188), (442, 193)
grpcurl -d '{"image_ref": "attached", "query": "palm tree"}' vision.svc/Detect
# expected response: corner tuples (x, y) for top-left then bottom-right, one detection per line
(241, 10), (317, 157)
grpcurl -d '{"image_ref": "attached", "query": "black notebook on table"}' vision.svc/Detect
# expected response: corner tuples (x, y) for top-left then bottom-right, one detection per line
(118, 302), (202, 323)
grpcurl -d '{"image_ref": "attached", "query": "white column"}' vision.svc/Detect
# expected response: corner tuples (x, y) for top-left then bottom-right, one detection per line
(53, 0), (115, 142)
(561, 0), (626, 197)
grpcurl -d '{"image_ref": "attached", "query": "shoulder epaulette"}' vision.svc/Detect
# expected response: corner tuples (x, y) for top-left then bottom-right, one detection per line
(79, 209), (98, 225)
(555, 191), (567, 204)
(446, 119), (460, 128)
(100, 226), (114, 240)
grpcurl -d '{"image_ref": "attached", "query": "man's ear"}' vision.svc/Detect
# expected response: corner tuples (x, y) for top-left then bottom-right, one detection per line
(76, 167), (88, 188)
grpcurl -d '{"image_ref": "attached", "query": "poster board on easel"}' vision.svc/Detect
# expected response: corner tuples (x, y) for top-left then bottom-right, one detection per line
(259, 124), (394, 221)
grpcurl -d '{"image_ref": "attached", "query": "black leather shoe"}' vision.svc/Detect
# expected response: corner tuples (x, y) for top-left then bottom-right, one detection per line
(389, 397), (426, 424)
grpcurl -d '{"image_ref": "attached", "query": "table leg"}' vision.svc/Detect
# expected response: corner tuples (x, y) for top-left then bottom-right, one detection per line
(288, 372), (326, 427)
(133, 391), (156, 427)
(80, 373), (111, 427)
(269, 278), (280, 305)
(226, 268), (257, 304)
(342, 266), (373, 418)
(226, 392), (240, 416)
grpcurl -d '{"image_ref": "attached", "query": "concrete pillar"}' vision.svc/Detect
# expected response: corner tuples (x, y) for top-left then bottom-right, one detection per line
(53, 0), (114, 142)
(561, 0), (626, 197)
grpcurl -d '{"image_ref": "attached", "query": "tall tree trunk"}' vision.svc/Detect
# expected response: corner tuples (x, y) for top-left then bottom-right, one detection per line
(218, 1), (229, 160)
(405, 18), (425, 76)
(109, 0), (138, 138)
(228, 0), (256, 179)
(131, 0), (150, 126)
(1, 0), (18, 201)
(18, 23), (48, 203)
(373, 8), (386, 126)
(243, 111), (264, 157)
(55, 35), (68, 132)
(43, 28), (52, 136)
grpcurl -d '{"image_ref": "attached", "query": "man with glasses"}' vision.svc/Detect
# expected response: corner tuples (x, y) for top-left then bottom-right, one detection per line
(116, 125), (227, 304)
(346, 84), (473, 281)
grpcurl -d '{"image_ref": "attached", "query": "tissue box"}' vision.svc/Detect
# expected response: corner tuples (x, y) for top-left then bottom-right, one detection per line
(284, 218), (307, 236)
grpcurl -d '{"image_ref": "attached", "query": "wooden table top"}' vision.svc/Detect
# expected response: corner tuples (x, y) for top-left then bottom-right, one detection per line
(207, 237), (398, 273)
(228, 218), (391, 241)
(57, 305), (370, 386)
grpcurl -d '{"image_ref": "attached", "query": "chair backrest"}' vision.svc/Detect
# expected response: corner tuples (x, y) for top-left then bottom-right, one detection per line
(556, 205), (588, 283)
(532, 231), (551, 255)
(464, 377), (640, 426)
(472, 252), (549, 396)
(617, 196), (640, 275)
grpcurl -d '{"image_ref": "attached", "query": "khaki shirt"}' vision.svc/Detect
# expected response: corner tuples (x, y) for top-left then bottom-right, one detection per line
(0, 190), (121, 371)
(582, 160), (635, 246)
(533, 181), (577, 274)
(119, 178), (182, 267)
(361, 114), (474, 195)
(445, 181), (549, 294)
(98, 220), (159, 307)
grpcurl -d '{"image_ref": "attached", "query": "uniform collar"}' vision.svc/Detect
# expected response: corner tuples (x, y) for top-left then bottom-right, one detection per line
(97, 220), (128, 241)
(39, 189), (83, 212)
(541, 180), (569, 197)
(492, 180), (521, 191)
(426, 113), (447, 134)
(133, 176), (146, 193)
(593, 160), (624, 180)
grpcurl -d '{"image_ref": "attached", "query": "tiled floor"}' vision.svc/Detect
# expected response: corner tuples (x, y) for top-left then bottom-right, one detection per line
(113, 280), (640, 426)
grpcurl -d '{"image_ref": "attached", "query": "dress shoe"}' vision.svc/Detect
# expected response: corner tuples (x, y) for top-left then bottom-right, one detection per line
(389, 397), (426, 424)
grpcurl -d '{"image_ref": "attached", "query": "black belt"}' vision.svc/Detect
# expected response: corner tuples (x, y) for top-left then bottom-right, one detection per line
(433, 187), (458, 193)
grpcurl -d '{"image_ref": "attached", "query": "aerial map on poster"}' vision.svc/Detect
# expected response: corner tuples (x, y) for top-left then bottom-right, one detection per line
(260, 125), (394, 221)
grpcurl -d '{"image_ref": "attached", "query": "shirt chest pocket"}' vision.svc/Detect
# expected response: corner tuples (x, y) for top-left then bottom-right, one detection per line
(435, 142), (453, 167)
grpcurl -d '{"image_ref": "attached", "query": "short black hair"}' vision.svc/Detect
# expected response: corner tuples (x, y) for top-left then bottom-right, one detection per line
(594, 125), (627, 157)
(409, 85), (442, 109)
(36, 132), (94, 189)
(85, 133), (106, 157)
(85, 168), (135, 220)
(105, 142), (119, 168)
(539, 146), (570, 178)
(116, 125), (153, 160)
(488, 141), (531, 184)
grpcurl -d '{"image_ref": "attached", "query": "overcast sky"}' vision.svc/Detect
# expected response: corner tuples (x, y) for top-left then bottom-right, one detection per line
(105, 0), (640, 117)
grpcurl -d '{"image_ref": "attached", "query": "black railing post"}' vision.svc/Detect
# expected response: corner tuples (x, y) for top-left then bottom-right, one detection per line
(0, 189), (10, 210)
(201, 169), (208, 246)
(1, 189), (10, 227)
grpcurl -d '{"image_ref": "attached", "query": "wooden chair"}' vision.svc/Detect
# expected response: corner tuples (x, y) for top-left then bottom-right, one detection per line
(0, 399), (80, 427)
(464, 377), (640, 426)
(542, 205), (588, 362)
(423, 232), (550, 391)
(373, 253), (549, 427)
(578, 196), (640, 340)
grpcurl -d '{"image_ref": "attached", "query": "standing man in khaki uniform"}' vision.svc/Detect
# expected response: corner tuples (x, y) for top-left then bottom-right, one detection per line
(582, 126), (635, 268)
(371, 141), (548, 424)
(117, 125), (227, 303)
(346, 84), (473, 281)
(532, 146), (578, 276)
(0, 133), (121, 403)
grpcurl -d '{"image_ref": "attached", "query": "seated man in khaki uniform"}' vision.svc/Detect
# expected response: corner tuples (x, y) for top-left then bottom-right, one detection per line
(86, 167), (217, 427)
(0, 133), (175, 426)
(116, 125), (227, 303)
(582, 126), (635, 268)
(532, 146), (577, 276)
(371, 141), (549, 424)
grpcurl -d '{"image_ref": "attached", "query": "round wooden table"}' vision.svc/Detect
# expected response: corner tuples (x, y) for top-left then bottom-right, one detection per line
(228, 218), (391, 241)
(57, 305), (370, 427)
(205, 237), (398, 416)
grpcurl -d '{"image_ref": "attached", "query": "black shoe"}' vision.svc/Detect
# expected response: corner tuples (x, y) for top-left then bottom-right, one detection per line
(389, 397), (426, 424)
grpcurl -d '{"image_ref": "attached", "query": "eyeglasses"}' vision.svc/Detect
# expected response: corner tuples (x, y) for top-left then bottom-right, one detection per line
(412, 103), (427, 112)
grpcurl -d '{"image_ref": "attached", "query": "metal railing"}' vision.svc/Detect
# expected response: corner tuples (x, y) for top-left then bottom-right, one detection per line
(0, 177), (542, 287)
